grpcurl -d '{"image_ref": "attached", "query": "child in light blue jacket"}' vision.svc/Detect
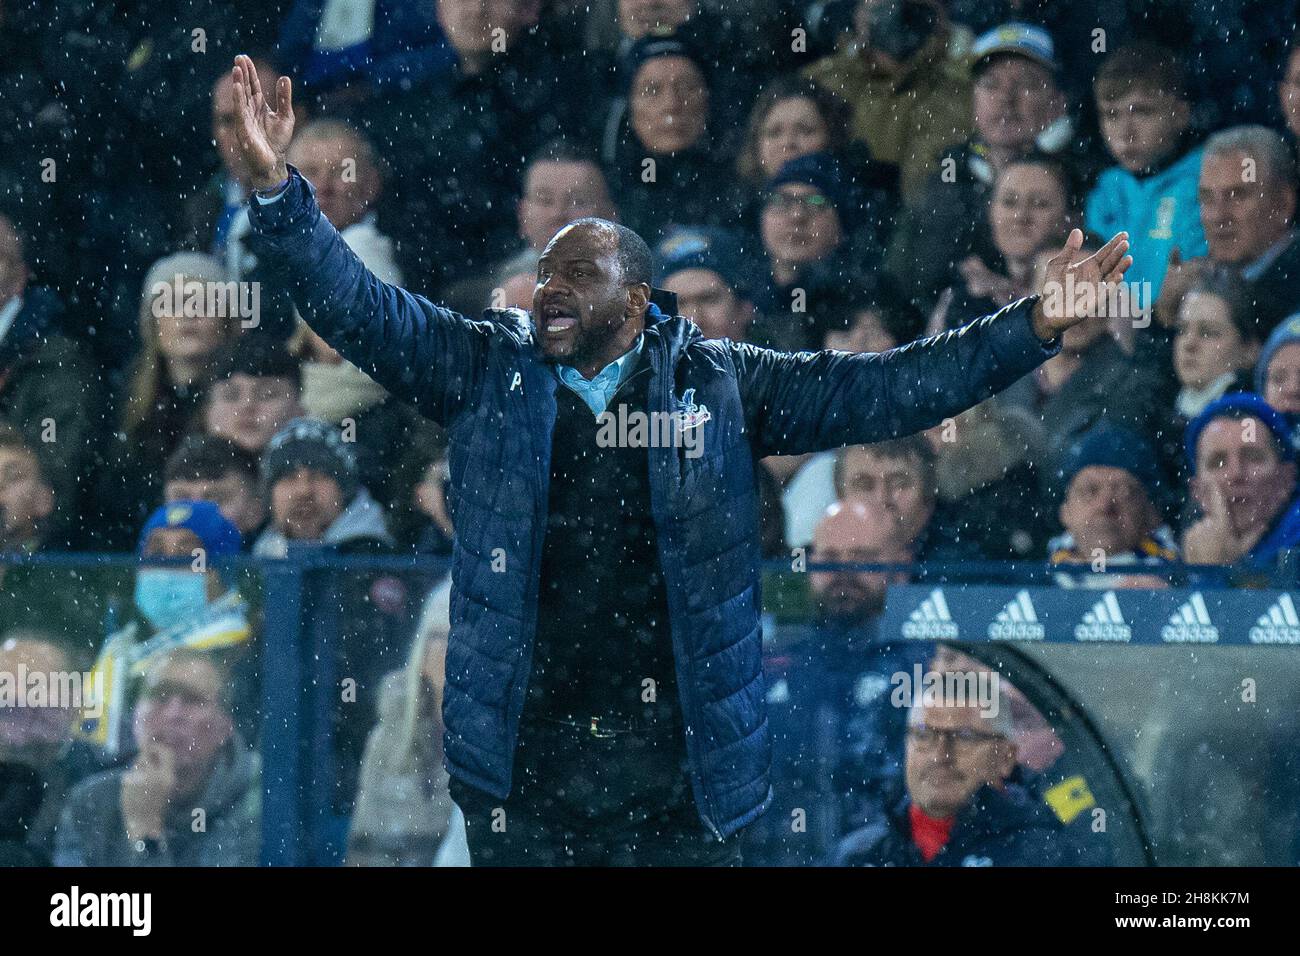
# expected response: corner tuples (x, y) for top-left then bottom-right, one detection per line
(1086, 42), (1207, 299)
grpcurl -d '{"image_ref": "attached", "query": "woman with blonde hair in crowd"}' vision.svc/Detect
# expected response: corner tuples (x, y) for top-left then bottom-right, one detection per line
(96, 252), (242, 547)
(348, 576), (468, 866)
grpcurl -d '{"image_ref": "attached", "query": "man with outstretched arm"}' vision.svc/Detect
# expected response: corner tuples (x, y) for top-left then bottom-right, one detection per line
(230, 55), (1131, 866)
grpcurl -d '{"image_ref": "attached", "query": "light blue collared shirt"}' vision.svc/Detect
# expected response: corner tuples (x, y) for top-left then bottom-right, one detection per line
(554, 335), (644, 416)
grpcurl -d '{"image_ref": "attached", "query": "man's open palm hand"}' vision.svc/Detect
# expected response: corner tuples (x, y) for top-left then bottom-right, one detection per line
(231, 54), (295, 190)
(1032, 229), (1132, 341)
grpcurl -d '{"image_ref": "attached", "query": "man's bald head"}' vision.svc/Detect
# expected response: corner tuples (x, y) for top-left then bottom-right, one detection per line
(810, 499), (912, 624)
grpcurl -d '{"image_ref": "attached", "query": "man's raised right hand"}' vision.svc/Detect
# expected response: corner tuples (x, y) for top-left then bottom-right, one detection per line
(231, 54), (296, 191)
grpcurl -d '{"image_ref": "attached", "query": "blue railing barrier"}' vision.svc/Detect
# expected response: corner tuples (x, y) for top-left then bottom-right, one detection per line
(4, 549), (1298, 865)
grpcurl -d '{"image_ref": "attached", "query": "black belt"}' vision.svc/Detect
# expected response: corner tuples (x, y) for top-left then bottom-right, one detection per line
(535, 713), (680, 738)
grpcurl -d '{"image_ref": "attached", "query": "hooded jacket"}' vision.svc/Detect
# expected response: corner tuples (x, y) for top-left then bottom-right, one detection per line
(249, 167), (1058, 838)
(802, 6), (972, 204)
(252, 486), (395, 557)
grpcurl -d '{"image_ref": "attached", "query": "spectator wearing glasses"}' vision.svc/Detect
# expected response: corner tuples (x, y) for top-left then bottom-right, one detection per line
(833, 693), (1069, 866)
(736, 76), (899, 251)
(55, 649), (259, 867)
(753, 152), (882, 352)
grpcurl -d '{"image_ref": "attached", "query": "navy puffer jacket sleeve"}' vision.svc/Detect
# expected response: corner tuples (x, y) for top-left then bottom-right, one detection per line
(731, 298), (1058, 457)
(248, 166), (489, 427)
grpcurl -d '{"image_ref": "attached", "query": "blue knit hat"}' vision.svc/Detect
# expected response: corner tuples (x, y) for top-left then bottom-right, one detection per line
(622, 34), (710, 94)
(766, 152), (864, 232)
(1059, 423), (1162, 502)
(1254, 313), (1300, 394)
(138, 500), (242, 557)
(1184, 393), (1297, 473)
(656, 227), (758, 301)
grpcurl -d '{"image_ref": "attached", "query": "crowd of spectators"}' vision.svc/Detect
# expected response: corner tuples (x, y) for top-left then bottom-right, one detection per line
(4, 0), (1300, 866)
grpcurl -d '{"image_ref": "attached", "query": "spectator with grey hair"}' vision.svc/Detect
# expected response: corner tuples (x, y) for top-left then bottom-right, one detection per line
(1157, 125), (1300, 336)
(832, 692), (1071, 866)
(54, 649), (260, 867)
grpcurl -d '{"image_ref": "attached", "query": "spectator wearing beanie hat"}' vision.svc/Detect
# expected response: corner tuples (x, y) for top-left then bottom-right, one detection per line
(1049, 423), (1178, 584)
(1183, 393), (1300, 567)
(255, 422), (410, 810)
(600, 33), (747, 245)
(1255, 313), (1300, 422)
(755, 152), (884, 350)
(253, 418), (394, 557)
(656, 227), (760, 341)
(83, 500), (251, 755)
